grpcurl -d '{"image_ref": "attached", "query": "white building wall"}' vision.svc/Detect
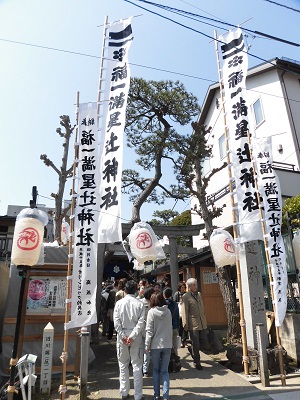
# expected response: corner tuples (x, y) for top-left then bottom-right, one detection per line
(246, 70), (299, 168)
(192, 62), (300, 250)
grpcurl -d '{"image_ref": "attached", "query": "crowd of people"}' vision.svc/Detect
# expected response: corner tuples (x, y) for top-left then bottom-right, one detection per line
(99, 277), (207, 400)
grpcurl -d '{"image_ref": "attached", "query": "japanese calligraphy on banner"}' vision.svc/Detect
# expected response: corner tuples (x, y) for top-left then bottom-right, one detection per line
(67, 103), (99, 329)
(220, 28), (263, 242)
(253, 137), (287, 326)
(98, 18), (133, 243)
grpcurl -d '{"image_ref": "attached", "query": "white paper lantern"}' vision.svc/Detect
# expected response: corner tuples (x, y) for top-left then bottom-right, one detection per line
(133, 259), (144, 271)
(11, 208), (49, 266)
(292, 231), (300, 272)
(209, 228), (236, 268)
(61, 219), (70, 245)
(129, 222), (165, 264)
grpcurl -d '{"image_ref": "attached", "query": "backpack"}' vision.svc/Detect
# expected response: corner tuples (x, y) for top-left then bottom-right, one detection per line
(168, 348), (181, 373)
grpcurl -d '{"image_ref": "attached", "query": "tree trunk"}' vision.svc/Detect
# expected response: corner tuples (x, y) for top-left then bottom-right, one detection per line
(217, 266), (240, 342)
(191, 164), (241, 341)
(54, 116), (73, 242)
(131, 151), (163, 224)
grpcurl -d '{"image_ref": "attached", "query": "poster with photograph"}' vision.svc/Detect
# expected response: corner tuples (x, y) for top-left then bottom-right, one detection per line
(26, 276), (67, 314)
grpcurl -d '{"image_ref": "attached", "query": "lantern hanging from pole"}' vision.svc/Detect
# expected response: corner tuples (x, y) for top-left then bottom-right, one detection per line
(11, 208), (49, 266)
(132, 259), (144, 271)
(61, 218), (70, 245)
(209, 228), (236, 268)
(292, 230), (300, 272)
(128, 222), (165, 265)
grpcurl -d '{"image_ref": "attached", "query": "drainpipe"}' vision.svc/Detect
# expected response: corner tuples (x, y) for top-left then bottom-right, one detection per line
(279, 69), (300, 168)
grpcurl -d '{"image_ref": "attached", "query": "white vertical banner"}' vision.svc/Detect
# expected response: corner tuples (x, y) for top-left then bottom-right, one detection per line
(98, 18), (133, 243)
(220, 28), (263, 242)
(253, 137), (287, 326)
(67, 102), (99, 329)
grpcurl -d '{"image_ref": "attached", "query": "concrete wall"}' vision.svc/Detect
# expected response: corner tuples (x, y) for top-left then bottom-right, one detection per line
(281, 313), (300, 365)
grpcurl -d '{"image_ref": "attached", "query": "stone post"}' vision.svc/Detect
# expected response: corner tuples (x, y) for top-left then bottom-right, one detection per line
(239, 241), (269, 349)
(40, 323), (54, 394)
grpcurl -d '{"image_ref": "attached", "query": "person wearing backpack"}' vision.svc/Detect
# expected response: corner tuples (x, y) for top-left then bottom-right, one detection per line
(145, 292), (172, 400)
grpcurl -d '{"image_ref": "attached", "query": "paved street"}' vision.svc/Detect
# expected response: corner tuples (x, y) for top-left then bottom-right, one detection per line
(87, 335), (300, 400)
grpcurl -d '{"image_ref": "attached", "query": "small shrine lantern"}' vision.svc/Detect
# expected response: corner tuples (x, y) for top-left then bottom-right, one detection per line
(11, 208), (49, 266)
(129, 222), (165, 265)
(209, 228), (236, 268)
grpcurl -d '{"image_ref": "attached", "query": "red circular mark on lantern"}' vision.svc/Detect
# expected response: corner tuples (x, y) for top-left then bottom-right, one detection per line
(136, 232), (153, 249)
(223, 238), (234, 253)
(17, 227), (40, 251)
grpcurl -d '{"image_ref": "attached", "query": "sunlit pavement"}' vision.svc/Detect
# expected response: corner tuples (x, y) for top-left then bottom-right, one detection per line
(88, 333), (300, 400)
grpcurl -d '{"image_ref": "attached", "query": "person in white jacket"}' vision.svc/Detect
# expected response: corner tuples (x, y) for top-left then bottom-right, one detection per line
(114, 280), (145, 400)
(145, 292), (172, 400)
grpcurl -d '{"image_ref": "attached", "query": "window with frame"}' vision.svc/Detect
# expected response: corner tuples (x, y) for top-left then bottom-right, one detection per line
(252, 98), (264, 126)
(219, 133), (226, 160)
(201, 158), (211, 176)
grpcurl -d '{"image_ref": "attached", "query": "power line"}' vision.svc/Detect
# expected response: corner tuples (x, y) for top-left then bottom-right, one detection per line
(0, 37), (214, 84)
(2, 37), (300, 104)
(0, 38), (101, 58)
(123, 0), (300, 79)
(126, 0), (300, 46)
(133, 0), (242, 34)
(263, 0), (300, 13)
(177, 0), (225, 20)
(38, 193), (134, 222)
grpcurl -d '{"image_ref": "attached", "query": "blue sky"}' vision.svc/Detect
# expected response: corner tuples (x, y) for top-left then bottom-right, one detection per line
(0, 0), (299, 222)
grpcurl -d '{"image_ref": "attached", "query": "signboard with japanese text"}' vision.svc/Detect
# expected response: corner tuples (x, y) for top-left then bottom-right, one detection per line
(68, 102), (99, 329)
(26, 276), (67, 314)
(98, 18), (133, 243)
(220, 28), (263, 242)
(253, 138), (287, 326)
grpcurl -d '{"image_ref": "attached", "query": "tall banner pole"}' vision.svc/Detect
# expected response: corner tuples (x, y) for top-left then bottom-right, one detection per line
(248, 133), (286, 386)
(214, 30), (249, 375)
(97, 15), (109, 116)
(59, 91), (80, 399)
(98, 17), (133, 243)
